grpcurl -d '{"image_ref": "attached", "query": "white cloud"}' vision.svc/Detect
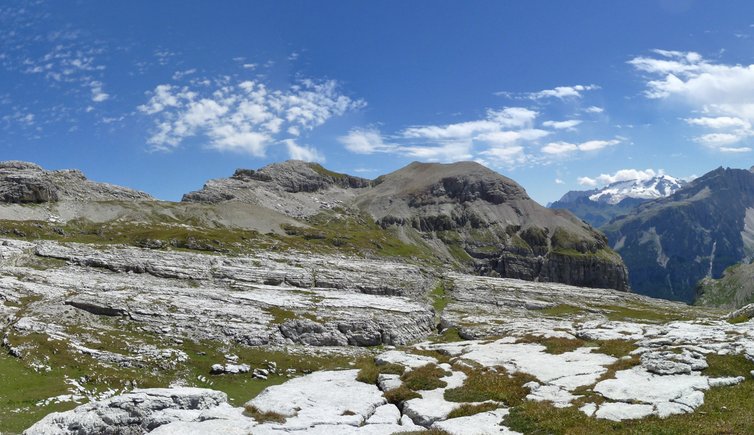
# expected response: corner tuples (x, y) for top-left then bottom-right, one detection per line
(631, 50), (754, 153)
(393, 107), (543, 165)
(541, 138), (620, 155)
(338, 128), (396, 154)
(555, 178), (565, 184)
(399, 141), (475, 162)
(578, 139), (621, 151)
(541, 141), (578, 155)
(89, 81), (109, 102)
(694, 132), (744, 147)
(720, 146), (752, 153)
(498, 85), (599, 100)
(577, 176), (598, 187)
(139, 77), (364, 156)
(585, 106), (604, 113)
(172, 68), (197, 80)
(284, 139), (324, 162)
(684, 116), (750, 129)
(340, 104), (621, 167)
(542, 119), (582, 130)
(577, 168), (663, 186)
(402, 107), (537, 140)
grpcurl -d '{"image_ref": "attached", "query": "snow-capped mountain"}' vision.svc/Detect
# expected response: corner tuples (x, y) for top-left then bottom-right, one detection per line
(549, 175), (686, 228)
(587, 175), (686, 205)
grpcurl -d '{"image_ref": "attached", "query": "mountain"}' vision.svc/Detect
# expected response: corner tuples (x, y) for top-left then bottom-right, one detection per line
(549, 175), (686, 227)
(603, 167), (754, 303)
(356, 161), (629, 290)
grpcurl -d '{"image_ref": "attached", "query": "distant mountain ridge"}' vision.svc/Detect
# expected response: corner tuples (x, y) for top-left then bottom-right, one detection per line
(549, 175), (686, 227)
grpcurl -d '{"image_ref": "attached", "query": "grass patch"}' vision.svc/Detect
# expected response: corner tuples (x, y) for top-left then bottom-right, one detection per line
(517, 335), (585, 354)
(447, 402), (499, 419)
(430, 280), (449, 314)
(384, 385), (421, 405)
(703, 353), (752, 378)
(243, 404), (286, 423)
(355, 360), (405, 385)
(444, 368), (535, 406)
(266, 307), (297, 324)
(727, 314), (750, 324)
(0, 352), (80, 434)
(400, 363), (449, 391)
(434, 327), (463, 343)
(592, 339), (638, 358)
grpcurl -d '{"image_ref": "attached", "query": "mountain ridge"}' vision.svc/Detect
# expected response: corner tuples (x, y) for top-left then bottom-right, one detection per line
(0, 159), (629, 291)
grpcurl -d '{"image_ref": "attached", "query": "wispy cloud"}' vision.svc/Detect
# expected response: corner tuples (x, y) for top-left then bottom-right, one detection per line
(496, 84), (599, 100)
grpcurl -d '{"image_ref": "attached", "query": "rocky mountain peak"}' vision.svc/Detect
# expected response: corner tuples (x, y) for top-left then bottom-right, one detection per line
(232, 160), (372, 193)
(371, 161), (530, 205)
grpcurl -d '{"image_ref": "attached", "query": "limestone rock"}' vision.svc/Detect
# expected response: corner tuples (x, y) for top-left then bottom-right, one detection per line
(24, 388), (229, 435)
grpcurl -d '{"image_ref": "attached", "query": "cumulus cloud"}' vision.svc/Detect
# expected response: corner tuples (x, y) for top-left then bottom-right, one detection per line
(577, 168), (664, 187)
(630, 50), (754, 152)
(139, 77), (365, 157)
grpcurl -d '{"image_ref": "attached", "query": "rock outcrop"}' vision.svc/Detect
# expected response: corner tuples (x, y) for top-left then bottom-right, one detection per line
(0, 161), (152, 203)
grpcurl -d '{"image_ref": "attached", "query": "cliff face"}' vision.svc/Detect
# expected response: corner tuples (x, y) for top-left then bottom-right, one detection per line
(357, 162), (629, 291)
(604, 167), (754, 303)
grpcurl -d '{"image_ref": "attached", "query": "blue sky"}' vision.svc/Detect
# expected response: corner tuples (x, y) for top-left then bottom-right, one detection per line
(2, 1), (754, 204)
